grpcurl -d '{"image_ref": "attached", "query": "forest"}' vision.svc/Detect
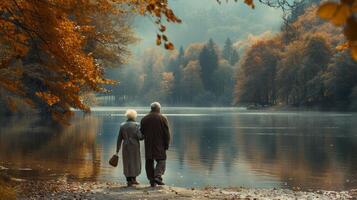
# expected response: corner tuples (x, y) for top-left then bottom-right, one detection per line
(1, 0), (357, 123)
(106, 0), (357, 110)
(105, 38), (238, 106)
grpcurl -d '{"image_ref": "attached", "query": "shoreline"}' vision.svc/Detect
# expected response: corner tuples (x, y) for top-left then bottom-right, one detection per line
(12, 178), (357, 200)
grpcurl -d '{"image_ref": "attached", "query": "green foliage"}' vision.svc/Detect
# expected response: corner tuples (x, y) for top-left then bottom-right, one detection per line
(223, 38), (234, 61)
(199, 39), (219, 93)
(223, 38), (239, 66)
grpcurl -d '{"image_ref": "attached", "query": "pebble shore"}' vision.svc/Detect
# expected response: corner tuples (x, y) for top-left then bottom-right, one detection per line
(14, 178), (357, 200)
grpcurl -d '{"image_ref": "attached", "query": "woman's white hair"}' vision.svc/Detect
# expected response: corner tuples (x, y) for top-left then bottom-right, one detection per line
(125, 109), (137, 120)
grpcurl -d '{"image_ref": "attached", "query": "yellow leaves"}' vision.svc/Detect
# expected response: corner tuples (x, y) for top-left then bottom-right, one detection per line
(351, 44), (357, 60)
(317, 2), (351, 26)
(35, 92), (60, 106)
(164, 42), (174, 50)
(125, 0), (180, 50)
(344, 16), (357, 41)
(318, 1), (357, 61)
(156, 34), (174, 50)
(0, 0), (132, 123)
(159, 25), (166, 32)
(352, 1), (357, 12)
(6, 97), (17, 112)
(336, 42), (349, 51)
(244, 0), (255, 9)
(156, 34), (162, 45)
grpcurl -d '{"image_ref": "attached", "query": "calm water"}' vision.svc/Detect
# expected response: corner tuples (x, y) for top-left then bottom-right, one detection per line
(0, 107), (357, 190)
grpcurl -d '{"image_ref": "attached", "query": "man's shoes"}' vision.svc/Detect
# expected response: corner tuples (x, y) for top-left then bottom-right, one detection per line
(150, 181), (157, 187)
(127, 181), (133, 187)
(154, 177), (165, 185)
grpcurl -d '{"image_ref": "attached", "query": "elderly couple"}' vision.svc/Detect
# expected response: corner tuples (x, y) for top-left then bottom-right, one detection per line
(115, 102), (170, 187)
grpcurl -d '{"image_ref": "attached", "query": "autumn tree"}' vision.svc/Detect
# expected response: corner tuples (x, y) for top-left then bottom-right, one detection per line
(181, 61), (205, 104)
(234, 5), (357, 109)
(160, 72), (174, 103)
(276, 34), (332, 106)
(167, 46), (185, 104)
(214, 59), (235, 104)
(235, 38), (281, 105)
(324, 50), (357, 108)
(0, 0), (181, 122)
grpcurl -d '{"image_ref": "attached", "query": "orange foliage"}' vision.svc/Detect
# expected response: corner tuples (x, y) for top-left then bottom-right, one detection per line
(317, 0), (357, 60)
(0, 0), (181, 122)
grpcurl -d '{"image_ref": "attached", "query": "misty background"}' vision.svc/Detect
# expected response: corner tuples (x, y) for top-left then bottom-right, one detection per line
(101, 0), (284, 106)
(132, 0), (283, 54)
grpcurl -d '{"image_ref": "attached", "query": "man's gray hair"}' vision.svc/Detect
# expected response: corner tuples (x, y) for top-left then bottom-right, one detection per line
(150, 102), (161, 111)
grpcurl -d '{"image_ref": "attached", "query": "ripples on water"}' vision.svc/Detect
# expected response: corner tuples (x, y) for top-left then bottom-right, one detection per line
(0, 107), (356, 190)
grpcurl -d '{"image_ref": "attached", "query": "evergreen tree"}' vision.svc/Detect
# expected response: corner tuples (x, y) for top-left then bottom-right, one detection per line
(222, 38), (239, 66)
(170, 46), (185, 104)
(178, 46), (185, 60)
(230, 49), (239, 66)
(223, 38), (234, 61)
(199, 39), (218, 93)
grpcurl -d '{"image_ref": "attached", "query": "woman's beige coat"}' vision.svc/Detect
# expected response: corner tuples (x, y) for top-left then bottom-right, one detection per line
(116, 120), (143, 177)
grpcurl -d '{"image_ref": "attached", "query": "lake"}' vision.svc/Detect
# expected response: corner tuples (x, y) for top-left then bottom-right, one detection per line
(0, 107), (356, 190)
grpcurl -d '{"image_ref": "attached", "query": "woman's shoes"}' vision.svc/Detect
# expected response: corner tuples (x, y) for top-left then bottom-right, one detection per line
(127, 178), (139, 187)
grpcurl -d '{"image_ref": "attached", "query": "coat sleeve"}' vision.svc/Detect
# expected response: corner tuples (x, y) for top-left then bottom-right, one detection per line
(161, 115), (171, 150)
(140, 119), (144, 136)
(136, 123), (144, 141)
(116, 126), (124, 153)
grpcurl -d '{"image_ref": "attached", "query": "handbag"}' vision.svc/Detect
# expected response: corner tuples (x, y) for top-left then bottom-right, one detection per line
(109, 154), (119, 167)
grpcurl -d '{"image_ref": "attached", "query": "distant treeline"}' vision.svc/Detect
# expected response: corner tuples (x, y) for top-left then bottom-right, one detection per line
(105, 1), (357, 110)
(106, 38), (239, 106)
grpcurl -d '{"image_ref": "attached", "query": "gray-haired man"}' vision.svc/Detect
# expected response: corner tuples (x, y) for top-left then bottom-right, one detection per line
(140, 102), (171, 187)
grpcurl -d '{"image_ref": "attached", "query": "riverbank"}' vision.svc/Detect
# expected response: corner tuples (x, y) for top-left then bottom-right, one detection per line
(9, 177), (356, 200)
(245, 104), (357, 112)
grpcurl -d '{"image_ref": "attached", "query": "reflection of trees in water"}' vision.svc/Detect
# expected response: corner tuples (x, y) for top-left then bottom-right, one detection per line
(171, 116), (240, 173)
(232, 113), (357, 190)
(170, 113), (357, 189)
(0, 115), (102, 180)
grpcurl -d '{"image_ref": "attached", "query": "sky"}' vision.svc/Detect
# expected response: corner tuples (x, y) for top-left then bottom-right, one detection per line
(130, 0), (283, 56)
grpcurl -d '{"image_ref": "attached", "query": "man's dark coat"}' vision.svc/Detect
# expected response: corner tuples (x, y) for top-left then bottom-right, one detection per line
(140, 112), (170, 160)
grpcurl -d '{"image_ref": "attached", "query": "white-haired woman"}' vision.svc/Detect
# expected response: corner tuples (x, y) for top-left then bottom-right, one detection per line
(116, 109), (144, 186)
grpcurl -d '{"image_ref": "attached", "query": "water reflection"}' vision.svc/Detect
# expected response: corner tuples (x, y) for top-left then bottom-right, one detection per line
(0, 109), (356, 190)
(0, 115), (102, 180)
